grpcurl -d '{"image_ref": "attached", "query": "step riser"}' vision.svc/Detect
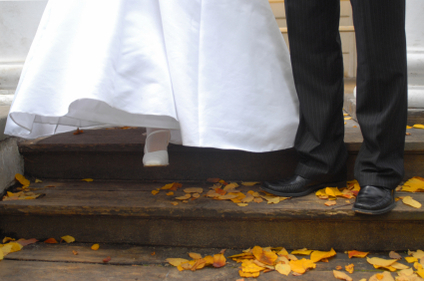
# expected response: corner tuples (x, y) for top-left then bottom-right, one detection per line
(22, 150), (424, 181)
(2, 215), (423, 251)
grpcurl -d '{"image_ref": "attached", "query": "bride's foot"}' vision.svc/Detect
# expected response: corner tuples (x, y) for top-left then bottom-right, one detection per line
(143, 129), (171, 167)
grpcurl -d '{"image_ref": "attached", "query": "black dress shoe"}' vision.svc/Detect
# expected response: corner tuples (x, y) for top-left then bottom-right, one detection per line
(352, 185), (396, 215)
(262, 174), (346, 197)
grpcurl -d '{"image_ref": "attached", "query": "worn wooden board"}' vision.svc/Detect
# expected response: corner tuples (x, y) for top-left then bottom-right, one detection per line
(1, 181), (424, 220)
(1, 244), (408, 281)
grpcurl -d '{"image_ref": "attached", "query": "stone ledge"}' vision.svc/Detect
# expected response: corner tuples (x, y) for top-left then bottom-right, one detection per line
(0, 137), (24, 194)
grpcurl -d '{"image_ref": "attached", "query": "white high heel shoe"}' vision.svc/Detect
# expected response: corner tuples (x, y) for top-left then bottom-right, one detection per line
(143, 129), (171, 167)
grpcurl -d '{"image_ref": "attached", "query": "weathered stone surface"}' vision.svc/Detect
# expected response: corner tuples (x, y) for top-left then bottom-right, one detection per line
(0, 137), (23, 194)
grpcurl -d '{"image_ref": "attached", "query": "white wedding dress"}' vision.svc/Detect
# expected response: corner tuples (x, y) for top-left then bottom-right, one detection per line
(5, 0), (299, 152)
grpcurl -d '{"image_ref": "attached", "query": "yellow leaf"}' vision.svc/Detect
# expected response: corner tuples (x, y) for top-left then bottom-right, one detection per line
(160, 182), (182, 191)
(15, 173), (30, 187)
(402, 177), (424, 192)
(344, 117), (352, 120)
(253, 198), (263, 203)
(413, 124), (424, 129)
(151, 190), (159, 195)
(1, 244), (13, 256)
(369, 272), (395, 281)
(166, 192), (174, 196)
(415, 262), (423, 270)
(81, 178), (93, 182)
(348, 250), (369, 258)
(241, 182), (260, 186)
(345, 264), (354, 273)
(417, 269), (424, 278)
(311, 248), (336, 263)
(189, 252), (202, 260)
(5, 242), (23, 253)
(291, 248), (314, 255)
(241, 193), (254, 203)
(402, 196), (422, 208)
(35, 179), (43, 183)
(247, 190), (261, 198)
(213, 253), (227, 268)
(191, 258), (206, 271)
(325, 187), (343, 198)
(184, 188), (203, 194)
(192, 193), (201, 199)
(237, 203), (248, 207)
(166, 258), (189, 267)
(325, 200), (337, 206)
(2, 237), (15, 243)
(241, 260), (265, 273)
(203, 255), (214, 265)
(91, 244), (99, 250)
(175, 194), (191, 200)
(277, 248), (289, 256)
(316, 188), (329, 199)
(367, 257), (398, 267)
(170, 202), (178, 206)
(410, 250), (424, 259)
(405, 257), (418, 263)
(251, 246), (278, 265)
(407, 125), (413, 129)
(275, 263), (291, 276)
(333, 270), (353, 281)
(61, 235), (75, 243)
(223, 183), (239, 190)
(238, 270), (260, 278)
(289, 258), (316, 274)
(0, 248), (3, 261)
(391, 262), (409, 270)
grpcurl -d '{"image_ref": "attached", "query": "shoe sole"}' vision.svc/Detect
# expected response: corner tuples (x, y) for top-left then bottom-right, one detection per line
(261, 180), (346, 197)
(352, 201), (396, 215)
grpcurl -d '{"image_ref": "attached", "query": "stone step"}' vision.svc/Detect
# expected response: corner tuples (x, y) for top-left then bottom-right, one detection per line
(18, 121), (424, 181)
(1, 179), (424, 251)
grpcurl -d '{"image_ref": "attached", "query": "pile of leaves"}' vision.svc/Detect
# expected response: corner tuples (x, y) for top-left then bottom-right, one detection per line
(0, 237), (37, 260)
(151, 180), (289, 206)
(166, 250), (227, 271)
(2, 174), (43, 201)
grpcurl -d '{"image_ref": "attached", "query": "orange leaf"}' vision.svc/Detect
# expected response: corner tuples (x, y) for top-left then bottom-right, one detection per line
(44, 238), (58, 244)
(103, 256), (111, 263)
(348, 250), (369, 258)
(345, 263), (354, 273)
(215, 188), (226, 195)
(151, 190), (159, 195)
(72, 250), (78, 255)
(213, 253), (227, 268)
(73, 128), (84, 135)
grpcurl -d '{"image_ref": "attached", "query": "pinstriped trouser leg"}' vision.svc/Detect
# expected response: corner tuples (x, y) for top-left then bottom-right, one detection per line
(285, 0), (348, 179)
(351, 0), (407, 189)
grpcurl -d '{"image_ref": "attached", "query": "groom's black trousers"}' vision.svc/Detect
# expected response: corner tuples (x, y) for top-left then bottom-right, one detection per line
(284, 0), (408, 189)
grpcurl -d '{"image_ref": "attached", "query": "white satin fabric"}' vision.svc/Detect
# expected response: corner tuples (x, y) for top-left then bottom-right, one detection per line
(5, 0), (299, 152)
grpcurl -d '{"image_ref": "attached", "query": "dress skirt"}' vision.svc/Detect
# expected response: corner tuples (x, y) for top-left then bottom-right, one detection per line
(5, 0), (299, 152)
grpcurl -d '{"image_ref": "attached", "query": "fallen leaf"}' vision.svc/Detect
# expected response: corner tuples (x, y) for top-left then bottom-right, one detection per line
(409, 250), (424, 259)
(167, 258), (189, 267)
(369, 271), (395, 281)
(72, 250), (78, 255)
(166, 192), (174, 196)
(2, 237), (15, 243)
(413, 124), (424, 129)
(344, 117), (352, 120)
(348, 250), (369, 258)
(151, 190), (160, 195)
(252, 246), (278, 265)
(406, 257), (419, 263)
(241, 182), (260, 186)
(277, 248), (289, 256)
(237, 203), (248, 207)
(213, 253), (226, 268)
(389, 251), (402, 259)
(170, 202), (178, 206)
(189, 253), (202, 260)
(402, 177), (424, 192)
(291, 248), (314, 255)
(161, 182), (183, 191)
(325, 200), (337, 206)
(81, 178), (93, 182)
(103, 256), (111, 263)
(184, 188), (203, 194)
(336, 266), (343, 270)
(333, 270), (353, 281)
(275, 263), (291, 276)
(175, 194), (191, 200)
(17, 238), (38, 247)
(61, 235), (75, 243)
(73, 128), (84, 135)
(310, 248), (336, 263)
(15, 174), (30, 187)
(91, 244), (100, 250)
(253, 198), (263, 203)
(35, 179), (43, 183)
(241, 193), (254, 203)
(367, 257), (398, 271)
(391, 262), (409, 270)
(214, 188), (226, 196)
(402, 196), (422, 208)
(345, 264), (354, 273)
(289, 258), (316, 274)
(44, 238), (58, 244)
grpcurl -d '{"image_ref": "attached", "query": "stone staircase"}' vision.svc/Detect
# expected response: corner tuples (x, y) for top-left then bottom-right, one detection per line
(1, 119), (424, 252)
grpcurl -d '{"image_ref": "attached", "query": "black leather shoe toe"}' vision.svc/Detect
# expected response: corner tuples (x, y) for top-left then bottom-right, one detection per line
(352, 185), (395, 215)
(262, 174), (346, 197)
